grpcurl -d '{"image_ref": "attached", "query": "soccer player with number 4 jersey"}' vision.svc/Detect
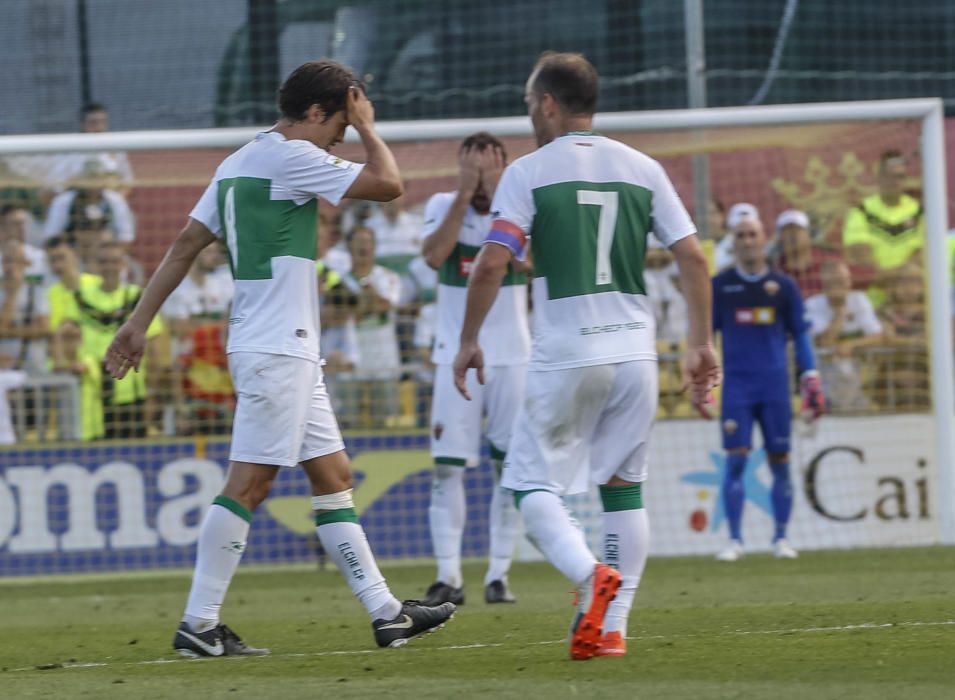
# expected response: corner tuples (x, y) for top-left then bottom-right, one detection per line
(710, 214), (826, 562)
(454, 52), (719, 660)
(105, 60), (455, 657)
(420, 132), (530, 607)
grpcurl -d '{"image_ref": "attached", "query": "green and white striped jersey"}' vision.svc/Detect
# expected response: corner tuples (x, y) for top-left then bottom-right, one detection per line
(487, 132), (695, 370)
(190, 131), (363, 363)
(423, 191), (530, 366)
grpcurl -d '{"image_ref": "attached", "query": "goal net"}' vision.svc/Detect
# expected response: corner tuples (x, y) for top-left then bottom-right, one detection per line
(0, 99), (950, 576)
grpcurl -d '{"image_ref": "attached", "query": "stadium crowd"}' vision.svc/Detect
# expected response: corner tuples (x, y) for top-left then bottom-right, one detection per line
(0, 109), (936, 444)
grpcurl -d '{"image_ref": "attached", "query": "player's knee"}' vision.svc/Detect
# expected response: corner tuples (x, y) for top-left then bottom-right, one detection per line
(223, 474), (275, 511)
(311, 472), (353, 495)
(302, 450), (354, 495)
(251, 482), (274, 508)
(768, 452), (790, 466)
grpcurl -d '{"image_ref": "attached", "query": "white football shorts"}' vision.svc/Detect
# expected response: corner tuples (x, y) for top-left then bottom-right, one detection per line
(501, 359), (658, 495)
(228, 351), (345, 467)
(430, 362), (527, 466)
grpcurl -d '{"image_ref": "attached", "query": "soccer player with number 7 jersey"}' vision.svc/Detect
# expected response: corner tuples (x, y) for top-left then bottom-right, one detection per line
(453, 52), (719, 660)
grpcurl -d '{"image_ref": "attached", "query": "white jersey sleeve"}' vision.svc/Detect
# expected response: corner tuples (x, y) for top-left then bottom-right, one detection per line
(285, 146), (365, 207)
(189, 181), (222, 237)
(422, 192), (455, 241)
(648, 160), (696, 247)
(486, 162), (534, 258)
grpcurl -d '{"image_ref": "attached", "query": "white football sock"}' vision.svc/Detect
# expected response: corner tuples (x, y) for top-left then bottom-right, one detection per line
(519, 490), (596, 585)
(601, 507), (650, 636)
(429, 465), (466, 588)
(485, 471), (520, 585)
(317, 518), (402, 622)
(183, 499), (250, 628)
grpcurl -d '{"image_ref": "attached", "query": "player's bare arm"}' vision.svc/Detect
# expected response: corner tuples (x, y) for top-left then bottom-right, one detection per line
(342, 88), (402, 202)
(105, 218), (216, 379)
(453, 242), (511, 400)
(422, 146), (483, 269)
(671, 234), (720, 415)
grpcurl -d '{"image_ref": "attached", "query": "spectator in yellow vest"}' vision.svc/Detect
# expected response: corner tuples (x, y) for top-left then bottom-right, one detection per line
(842, 150), (923, 306)
(44, 236), (102, 331)
(66, 240), (164, 439)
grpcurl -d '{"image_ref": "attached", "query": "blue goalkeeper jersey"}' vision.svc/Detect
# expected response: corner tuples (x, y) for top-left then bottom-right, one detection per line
(712, 267), (808, 378)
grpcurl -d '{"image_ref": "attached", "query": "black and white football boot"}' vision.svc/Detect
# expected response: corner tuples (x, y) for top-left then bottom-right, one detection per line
(173, 621), (270, 658)
(372, 600), (456, 648)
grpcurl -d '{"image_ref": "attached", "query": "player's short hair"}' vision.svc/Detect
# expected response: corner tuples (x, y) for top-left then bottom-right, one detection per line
(278, 60), (358, 123)
(460, 132), (507, 160)
(529, 52), (599, 116)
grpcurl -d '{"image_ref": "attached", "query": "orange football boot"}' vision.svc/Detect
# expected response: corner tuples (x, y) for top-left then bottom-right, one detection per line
(595, 631), (627, 656)
(569, 563), (622, 660)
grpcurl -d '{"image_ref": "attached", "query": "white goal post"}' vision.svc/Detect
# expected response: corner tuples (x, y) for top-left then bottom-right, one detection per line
(1, 98), (951, 550)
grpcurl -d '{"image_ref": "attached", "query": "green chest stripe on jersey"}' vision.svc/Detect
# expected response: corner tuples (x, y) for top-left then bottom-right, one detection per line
(217, 176), (317, 280)
(531, 180), (652, 300)
(438, 242), (528, 288)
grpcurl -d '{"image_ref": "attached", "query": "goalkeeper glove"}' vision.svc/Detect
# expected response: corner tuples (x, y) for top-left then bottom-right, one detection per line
(800, 370), (825, 422)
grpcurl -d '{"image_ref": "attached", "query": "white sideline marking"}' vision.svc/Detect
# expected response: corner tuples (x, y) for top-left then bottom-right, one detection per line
(9, 620), (955, 674)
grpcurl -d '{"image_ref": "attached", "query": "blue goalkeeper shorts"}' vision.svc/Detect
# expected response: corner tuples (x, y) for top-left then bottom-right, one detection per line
(721, 372), (792, 454)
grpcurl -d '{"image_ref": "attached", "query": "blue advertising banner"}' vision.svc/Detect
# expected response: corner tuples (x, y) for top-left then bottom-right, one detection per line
(0, 433), (497, 576)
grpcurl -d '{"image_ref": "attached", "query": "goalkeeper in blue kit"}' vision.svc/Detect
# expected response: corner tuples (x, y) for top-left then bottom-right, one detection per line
(709, 213), (825, 561)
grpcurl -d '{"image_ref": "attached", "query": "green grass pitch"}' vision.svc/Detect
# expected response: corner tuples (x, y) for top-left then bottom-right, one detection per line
(3, 547), (954, 699)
